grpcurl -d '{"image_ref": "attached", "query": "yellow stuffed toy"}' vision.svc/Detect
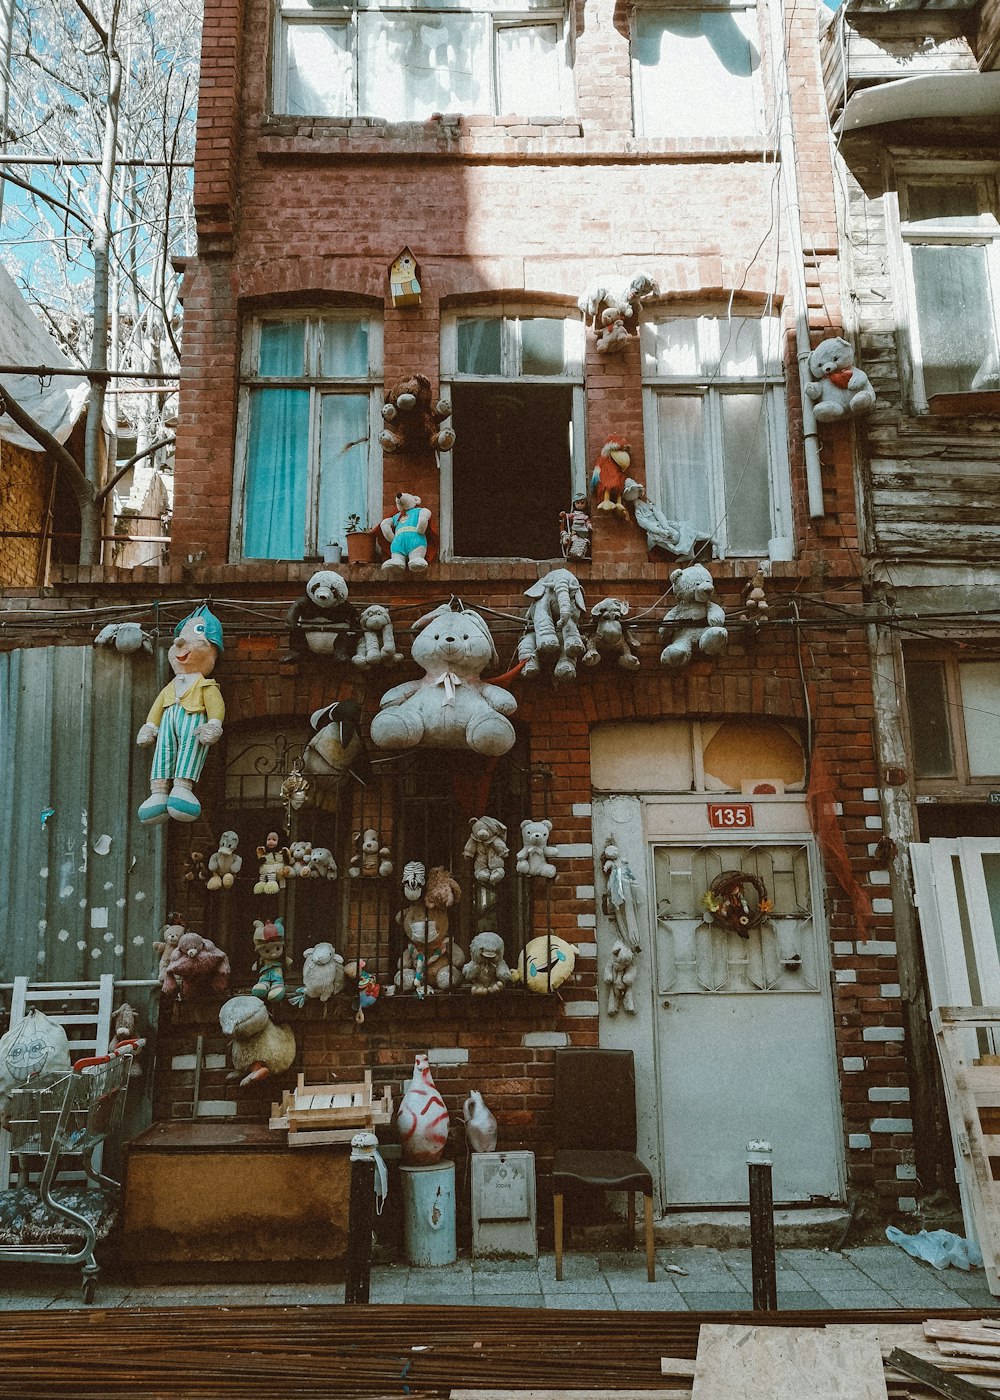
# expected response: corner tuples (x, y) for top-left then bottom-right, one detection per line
(511, 935), (576, 993)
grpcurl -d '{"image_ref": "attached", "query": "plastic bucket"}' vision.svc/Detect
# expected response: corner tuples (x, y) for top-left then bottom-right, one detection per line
(400, 1160), (457, 1267)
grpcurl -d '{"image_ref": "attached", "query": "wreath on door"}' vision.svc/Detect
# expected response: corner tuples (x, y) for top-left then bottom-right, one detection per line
(700, 870), (772, 937)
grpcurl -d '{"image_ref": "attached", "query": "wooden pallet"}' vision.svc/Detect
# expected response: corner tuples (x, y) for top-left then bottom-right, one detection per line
(932, 1008), (1000, 1297)
(269, 1071), (393, 1147)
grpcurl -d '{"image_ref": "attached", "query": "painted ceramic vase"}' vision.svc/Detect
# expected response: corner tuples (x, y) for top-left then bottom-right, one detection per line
(397, 1052), (450, 1164)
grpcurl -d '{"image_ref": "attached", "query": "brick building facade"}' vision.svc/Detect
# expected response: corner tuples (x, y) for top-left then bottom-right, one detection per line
(0, 0), (923, 1239)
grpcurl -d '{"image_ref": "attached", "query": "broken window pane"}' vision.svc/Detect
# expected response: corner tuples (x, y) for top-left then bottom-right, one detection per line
(496, 22), (564, 117)
(457, 318), (503, 375)
(912, 244), (999, 397)
(358, 13), (488, 120)
(720, 392), (772, 555)
(906, 660), (954, 779)
(285, 23), (352, 117)
(317, 393), (370, 549)
(633, 8), (761, 138)
(258, 321), (306, 378)
(959, 661), (1000, 778)
(520, 317), (566, 375)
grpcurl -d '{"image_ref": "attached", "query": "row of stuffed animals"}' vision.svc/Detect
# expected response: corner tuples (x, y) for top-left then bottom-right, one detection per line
(189, 814), (558, 900)
(290, 559), (730, 681)
(155, 902), (578, 1010)
(125, 576), (731, 828)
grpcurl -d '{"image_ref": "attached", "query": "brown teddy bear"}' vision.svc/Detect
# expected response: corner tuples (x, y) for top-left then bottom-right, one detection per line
(379, 374), (456, 454)
(162, 931), (231, 1001)
(462, 816), (509, 887)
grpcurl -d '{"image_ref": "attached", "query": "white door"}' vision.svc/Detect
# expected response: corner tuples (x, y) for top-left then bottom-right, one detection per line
(652, 840), (843, 1206)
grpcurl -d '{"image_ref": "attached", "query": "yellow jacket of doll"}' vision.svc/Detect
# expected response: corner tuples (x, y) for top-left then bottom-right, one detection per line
(145, 674), (225, 727)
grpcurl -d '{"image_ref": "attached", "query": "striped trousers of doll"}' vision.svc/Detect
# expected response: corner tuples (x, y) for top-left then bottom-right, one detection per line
(150, 705), (209, 783)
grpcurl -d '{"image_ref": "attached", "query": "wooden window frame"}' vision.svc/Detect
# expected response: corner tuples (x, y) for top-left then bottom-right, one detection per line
(885, 160), (1000, 415)
(230, 310), (383, 563)
(273, 0), (575, 120)
(904, 645), (1000, 797)
(438, 307), (586, 561)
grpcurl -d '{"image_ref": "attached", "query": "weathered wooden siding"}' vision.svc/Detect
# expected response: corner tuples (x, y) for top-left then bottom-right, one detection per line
(839, 129), (1000, 566)
(0, 646), (165, 981)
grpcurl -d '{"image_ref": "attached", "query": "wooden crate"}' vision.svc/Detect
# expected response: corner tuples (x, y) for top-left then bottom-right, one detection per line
(269, 1071), (393, 1147)
(932, 1006), (1000, 1295)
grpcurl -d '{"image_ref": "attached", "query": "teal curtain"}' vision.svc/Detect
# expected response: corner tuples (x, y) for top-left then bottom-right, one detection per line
(317, 393), (369, 546)
(243, 387), (310, 559)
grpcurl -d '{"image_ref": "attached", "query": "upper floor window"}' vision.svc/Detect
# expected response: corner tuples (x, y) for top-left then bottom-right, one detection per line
(641, 312), (792, 558)
(233, 313), (382, 561)
(897, 174), (1000, 409)
(905, 650), (1000, 790)
(630, 3), (763, 139)
(440, 310), (584, 559)
(276, 0), (574, 121)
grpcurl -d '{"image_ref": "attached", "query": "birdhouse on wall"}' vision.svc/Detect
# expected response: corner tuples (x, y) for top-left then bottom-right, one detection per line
(389, 248), (422, 308)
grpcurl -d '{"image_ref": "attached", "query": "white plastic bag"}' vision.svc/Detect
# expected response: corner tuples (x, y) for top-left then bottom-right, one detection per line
(886, 1225), (983, 1271)
(0, 1010), (72, 1125)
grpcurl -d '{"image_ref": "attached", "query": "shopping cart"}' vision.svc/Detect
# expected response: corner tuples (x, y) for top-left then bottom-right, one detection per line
(0, 1047), (135, 1302)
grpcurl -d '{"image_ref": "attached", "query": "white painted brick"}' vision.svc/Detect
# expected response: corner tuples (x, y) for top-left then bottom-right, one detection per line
(572, 803), (592, 818)
(835, 969), (857, 983)
(849, 1134), (871, 1150)
(863, 788), (880, 802)
(867, 843), (880, 857)
(896, 1164), (918, 1181)
(523, 1031), (569, 1048)
(577, 913), (596, 929)
(575, 885), (595, 901)
(563, 1001), (600, 1017)
(833, 941), (853, 955)
(859, 940), (897, 956)
(842, 1057), (865, 1072)
(870, 1117), (913, 1133)
(427, 1047), (469, 1065)
(869, 1086), (910, 1102)
(559, 843), (594, 859)
(872, 898), (894, 915)
(172, 1053), (223, 1070)
(880, 983), (901, 998)
(196, 1101), (237, 1118)
(865, 815), (884, 830)
(869, 870), (890, 886)
(833, 802), (844, 816)
(898, 1197), (918, 1213)
(863, 1026), (905, 1042)
(576, 942), (596, 958)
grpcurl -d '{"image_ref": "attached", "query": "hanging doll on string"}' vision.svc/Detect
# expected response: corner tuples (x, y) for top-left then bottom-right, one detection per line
(601, 834), (643, 952)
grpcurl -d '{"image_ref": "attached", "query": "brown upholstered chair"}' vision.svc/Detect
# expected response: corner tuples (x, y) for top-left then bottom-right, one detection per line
(552, 1047), (655, 1281)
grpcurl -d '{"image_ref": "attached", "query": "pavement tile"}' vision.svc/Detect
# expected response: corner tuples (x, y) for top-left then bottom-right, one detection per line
(674, 1273), (750, 1293)
(776, 1289), (832, 1309)
(811, 1289), (899, 1309)
(682, 1293), (756, 1312)
(614, 1292), (691, 1311)
(543, 1294), (619, 1310)
(470, 1294), (543, 1308)
(538, 1255), (602, 1281)
(541, 1277), (613, 1297)
(473, 1257), (541, 1273)
(473, 1274), (542, 1295)
(773, 1268), (818, 1291)
(401, 1291), (478, 1306)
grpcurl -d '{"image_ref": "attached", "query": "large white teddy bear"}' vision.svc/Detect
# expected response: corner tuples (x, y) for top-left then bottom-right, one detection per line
(805, 336), (876, 421)
(369, 605), (517, 756)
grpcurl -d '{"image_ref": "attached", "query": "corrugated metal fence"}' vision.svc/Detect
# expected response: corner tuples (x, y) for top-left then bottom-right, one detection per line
(1, 645), (165, 984)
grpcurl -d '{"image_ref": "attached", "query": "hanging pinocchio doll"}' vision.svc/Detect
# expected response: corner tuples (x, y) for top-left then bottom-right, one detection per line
(135, 605), (224, 824)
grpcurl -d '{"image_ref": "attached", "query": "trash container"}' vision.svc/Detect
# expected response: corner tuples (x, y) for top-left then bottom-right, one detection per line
(400, 1160), (456, 1267)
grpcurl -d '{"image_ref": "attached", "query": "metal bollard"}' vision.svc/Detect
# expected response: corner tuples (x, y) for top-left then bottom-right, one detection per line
(747, 1138), (777, 1312)
(344, 1131), (378, 1305)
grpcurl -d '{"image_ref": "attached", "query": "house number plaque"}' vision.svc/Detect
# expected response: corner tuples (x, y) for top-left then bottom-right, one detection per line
(707, 802), (755, 830)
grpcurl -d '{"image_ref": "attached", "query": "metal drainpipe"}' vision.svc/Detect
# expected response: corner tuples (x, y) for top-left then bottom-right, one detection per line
(767, 0), (825, 519)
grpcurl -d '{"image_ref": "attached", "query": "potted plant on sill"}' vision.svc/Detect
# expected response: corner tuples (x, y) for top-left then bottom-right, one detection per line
(345, 514), (376, 565)
(322, 541), (342, 565)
